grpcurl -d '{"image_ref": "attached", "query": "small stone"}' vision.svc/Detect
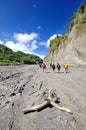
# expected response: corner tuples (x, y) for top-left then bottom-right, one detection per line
(10, 93), (16, 97)
(67, 116), (76, 123)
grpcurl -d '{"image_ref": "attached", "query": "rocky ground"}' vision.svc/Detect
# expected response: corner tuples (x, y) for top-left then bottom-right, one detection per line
(0, 65), (86, 130)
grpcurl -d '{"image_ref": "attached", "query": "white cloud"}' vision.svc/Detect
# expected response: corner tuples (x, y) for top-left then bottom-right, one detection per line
(39, 41), (47, 46)
(5, 41), (30, 53)
(39, 34), (62, 48)
(37, 26), (41, 30)
(4, 32), (39, 54)
(39, 34), (57, 48)
(30, 40), (38, 51)
(0, 40), (4, 45)
(6, 41), (17, 51)
(46, 34), (57, 47)
(14, 33), (39, 44)
(5, 41), (39, 54)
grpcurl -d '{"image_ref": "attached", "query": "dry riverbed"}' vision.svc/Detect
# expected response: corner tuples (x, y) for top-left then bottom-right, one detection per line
(0, 65), (86, 130)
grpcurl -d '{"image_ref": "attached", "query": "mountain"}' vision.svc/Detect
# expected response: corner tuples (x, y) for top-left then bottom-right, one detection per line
(44, 1), (86, 66)
(0, 44), (43, 65)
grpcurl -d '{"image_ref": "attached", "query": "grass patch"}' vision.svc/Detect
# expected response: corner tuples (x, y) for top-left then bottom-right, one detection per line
(67, 1), (86, 32)
(48, 34), (68, 53)
(76, 12), (86, 32)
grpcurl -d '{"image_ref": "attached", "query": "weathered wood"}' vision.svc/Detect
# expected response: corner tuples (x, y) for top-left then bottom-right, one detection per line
(22, 88), (72, 114)
(50, 101), (72, 114)
(22, 101), (48, 113)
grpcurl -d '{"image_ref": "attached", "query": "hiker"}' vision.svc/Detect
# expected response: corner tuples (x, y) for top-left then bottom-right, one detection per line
(57, 63), (61, 72)
(39, 63), (42, 68)
(50, 63), (52, 68)
(64, 63), (68, 73)
(42, 63), (46, 72)
(52, 64), (56, 72)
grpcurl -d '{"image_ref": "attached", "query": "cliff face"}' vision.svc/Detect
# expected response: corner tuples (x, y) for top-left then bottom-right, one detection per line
(44, 2), (86, 66)
(44, 26), (86, 65)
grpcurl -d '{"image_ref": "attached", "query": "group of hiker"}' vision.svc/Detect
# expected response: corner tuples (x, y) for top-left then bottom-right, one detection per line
(51, 63), (61, 72)
(50, 63), (68, 73)
(39, 62), (69, 73)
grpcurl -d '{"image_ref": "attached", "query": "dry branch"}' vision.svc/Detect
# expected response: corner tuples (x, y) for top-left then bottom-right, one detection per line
(22, 88), (72, 114)
(22, 101), (48, 113)
(50, 101), (72, 113)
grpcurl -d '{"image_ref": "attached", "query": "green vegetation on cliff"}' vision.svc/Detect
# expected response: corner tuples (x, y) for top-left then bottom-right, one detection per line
(48, 34), (68, 53)
(47, 1), (86, 55)
(67, 1), (86, 32)
(0, 44), (43, 65)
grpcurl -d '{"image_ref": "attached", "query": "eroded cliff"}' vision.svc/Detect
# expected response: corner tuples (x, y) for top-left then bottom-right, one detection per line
(44, 2), (86, 66)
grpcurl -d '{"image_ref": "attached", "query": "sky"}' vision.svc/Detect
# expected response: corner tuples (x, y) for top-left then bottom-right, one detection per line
(0, 0), (83, 59)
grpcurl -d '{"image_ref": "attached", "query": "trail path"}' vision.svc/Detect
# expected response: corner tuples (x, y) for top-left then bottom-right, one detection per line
(0, 65), (86, 130)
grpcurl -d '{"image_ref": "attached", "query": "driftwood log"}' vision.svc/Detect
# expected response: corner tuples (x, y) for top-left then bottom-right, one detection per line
(22, 88), (72, 114)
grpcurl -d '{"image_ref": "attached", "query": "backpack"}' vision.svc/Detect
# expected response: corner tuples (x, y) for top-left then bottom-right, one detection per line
(64, 64), (68, 68)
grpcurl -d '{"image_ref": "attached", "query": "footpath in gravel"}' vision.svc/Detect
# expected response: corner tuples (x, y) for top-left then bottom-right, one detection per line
(0, 65), (86, 130)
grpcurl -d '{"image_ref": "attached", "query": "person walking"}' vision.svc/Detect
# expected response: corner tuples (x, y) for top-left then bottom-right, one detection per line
(64, 63), (68, 73)
(52, 64), (56, 72)
(57, 63), (61, 73)
(42, 63), (46, 72)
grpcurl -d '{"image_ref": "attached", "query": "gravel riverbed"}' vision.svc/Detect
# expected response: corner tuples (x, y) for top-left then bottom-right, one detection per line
(0, 65), (86, 130)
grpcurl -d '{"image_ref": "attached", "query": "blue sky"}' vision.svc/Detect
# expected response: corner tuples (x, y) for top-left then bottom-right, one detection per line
(0, 0), (83, 59)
